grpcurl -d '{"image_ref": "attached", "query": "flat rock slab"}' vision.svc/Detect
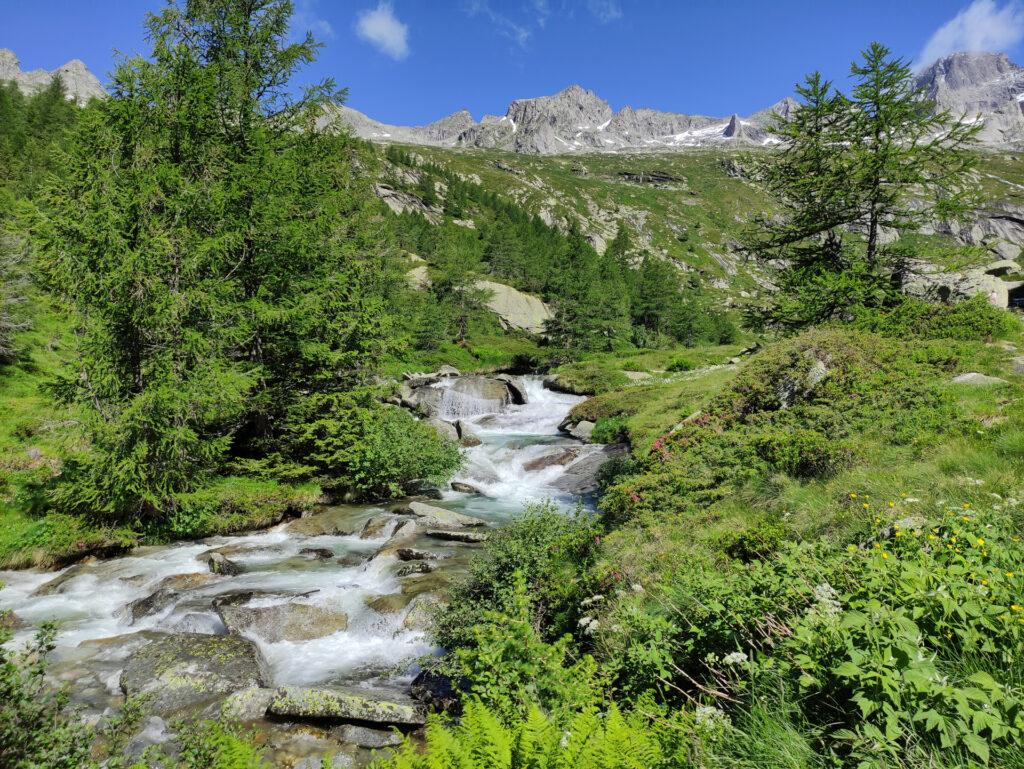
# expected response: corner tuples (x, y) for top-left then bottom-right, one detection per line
(396, 501), (486, 529)
(217, 603), (349, 643)
(120, 633), (267, 715)
(951, 372), (1009, 386)
(268, 686), (426, 727)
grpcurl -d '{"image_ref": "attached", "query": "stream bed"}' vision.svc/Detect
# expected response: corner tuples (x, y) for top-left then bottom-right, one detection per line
(0, 376), (604, 767)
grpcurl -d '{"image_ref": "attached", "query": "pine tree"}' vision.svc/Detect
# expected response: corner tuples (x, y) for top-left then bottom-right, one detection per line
(748, 43), (980, 329)
(33, 0), (395, 520)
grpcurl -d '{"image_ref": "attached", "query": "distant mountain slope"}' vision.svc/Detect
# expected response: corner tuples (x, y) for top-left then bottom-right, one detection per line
(327, 84), (795, 154)
(0, 48), (104, 105)
(331, 51), (1024, 154)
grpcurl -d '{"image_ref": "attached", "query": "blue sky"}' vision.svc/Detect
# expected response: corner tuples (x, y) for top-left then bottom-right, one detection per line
(4, 0), (1024, 124)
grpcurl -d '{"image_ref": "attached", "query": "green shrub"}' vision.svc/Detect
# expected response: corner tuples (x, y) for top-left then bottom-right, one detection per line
(851, 295), (1019, 342)
(455, 573), (605, 722)
(433, 504), (602, 653)
(752, 428), (853, 479)
(0, 623), (92, 769)
(286, 392), (461, 501)
(600, 503), (1024, 765)
(666, 354), (698, 372)
(717, 518), (788, 562)
(591, 415), (630, 444)
(551, 363), (630, 395)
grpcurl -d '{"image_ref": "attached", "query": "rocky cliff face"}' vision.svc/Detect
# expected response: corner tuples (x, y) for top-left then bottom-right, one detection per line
(915, 52), (1024, 145)
(0, 48), (105, 105)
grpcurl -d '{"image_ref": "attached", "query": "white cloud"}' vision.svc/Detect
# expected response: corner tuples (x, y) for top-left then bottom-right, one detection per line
(586, 0), (623, 23)
(916, 0), (1024, 69)
(293, 0), (335, 40)
(356, 1), (410, 60)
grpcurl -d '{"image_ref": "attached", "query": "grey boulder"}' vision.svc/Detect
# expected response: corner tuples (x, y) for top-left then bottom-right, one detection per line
(120, 633), (267, 714)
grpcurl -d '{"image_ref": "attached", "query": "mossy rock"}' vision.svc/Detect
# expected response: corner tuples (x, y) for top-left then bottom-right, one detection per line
(120, 633), (268, 715)
(268, 685), (426, 726)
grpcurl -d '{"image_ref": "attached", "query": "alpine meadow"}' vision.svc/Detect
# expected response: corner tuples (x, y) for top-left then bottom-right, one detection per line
(3, 1), (1024, 768)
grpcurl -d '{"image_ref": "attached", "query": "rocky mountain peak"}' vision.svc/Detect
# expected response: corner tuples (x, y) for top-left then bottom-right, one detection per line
(918, 51), (1020, 92)
(0, 48), (105, 105)
(915, 51), (1024, 145)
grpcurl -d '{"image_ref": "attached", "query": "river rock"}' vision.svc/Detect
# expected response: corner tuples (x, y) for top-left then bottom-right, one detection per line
(120, 633), (267, 714)
(285, 507), (362, 536)
(402, 595), (442, 632)
(299, 547), (335, 560)
(454, 419), (482, 447)
(202, 551), (243, 576)
(424, 529), (489, 543)
(951, 372), (1009, 386)
(366, 593), (413, 614)
(218, 687), (276, 720)
(123, 716), (171, 764)
(522, 447), (582, 472)
(450, 481), (482, 494)
(396, 562), (433, 577)
(268, 686), (426, 727)
(332, 723), (404, 749)
(495, 374), (529, 404)
(217, 603), (349, 643)
(568, 420), (596, 441)
(411, 670), (462, 714)
(427, 418), (458, 442)
(396, 547), (439, 561)
(0, 610), (25, 630)
(552, 445), (626, 495)
(396, 501), (486, 528)
(31, 558), (98, 596)
(128, 572), (218, 622)
(360, 514), (401, 539)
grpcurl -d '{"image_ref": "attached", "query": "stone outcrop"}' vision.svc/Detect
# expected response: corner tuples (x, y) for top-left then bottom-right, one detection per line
(120, 634), (267, 714)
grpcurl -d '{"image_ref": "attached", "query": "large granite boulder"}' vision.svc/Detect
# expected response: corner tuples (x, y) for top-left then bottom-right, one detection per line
(474, 280), (553, 334)
(120, 634), (267, 714)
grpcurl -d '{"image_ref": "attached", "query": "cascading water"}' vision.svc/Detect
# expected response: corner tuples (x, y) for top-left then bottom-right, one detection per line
(0, 375), (602, 762)
(440, 377), (603, 514)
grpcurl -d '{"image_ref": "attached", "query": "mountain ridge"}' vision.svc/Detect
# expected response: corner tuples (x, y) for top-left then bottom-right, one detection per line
(328, 51), (1024, 154)
(0, 48), (105, 106)
(3, 46), (1023, 152)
